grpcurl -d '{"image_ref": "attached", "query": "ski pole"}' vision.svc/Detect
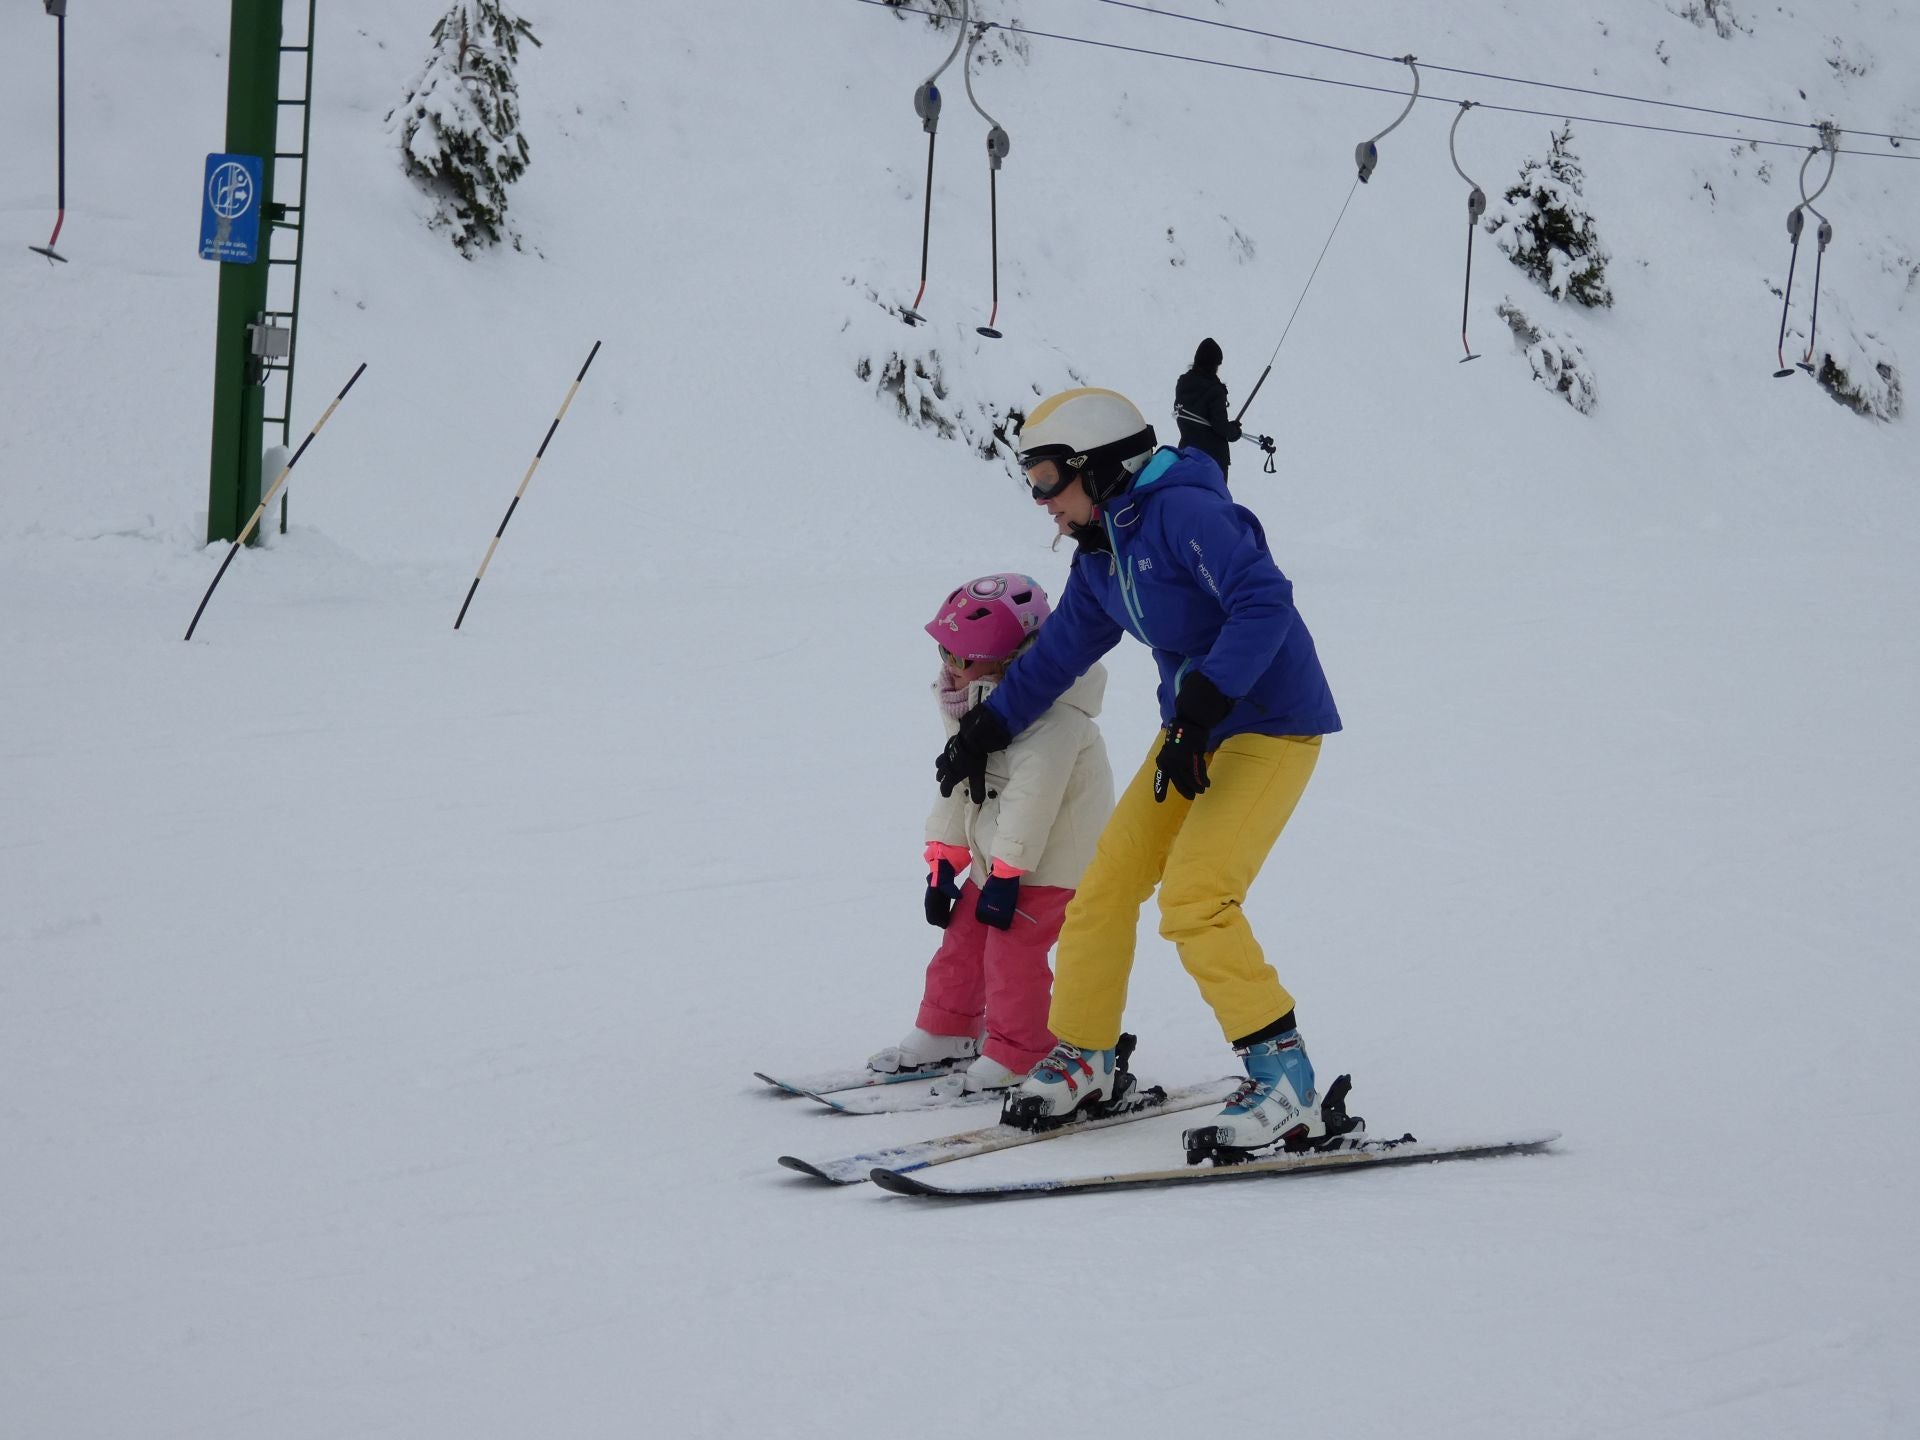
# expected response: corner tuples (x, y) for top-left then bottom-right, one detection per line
(29, 0), (69, 264)
(184, 361), (367, 641)
(454, 340), (602, 630)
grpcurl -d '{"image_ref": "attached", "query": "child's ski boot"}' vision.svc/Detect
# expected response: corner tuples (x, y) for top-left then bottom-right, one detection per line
(928, 1053), (1028, 1099)
(868, 1027), (978, 1076)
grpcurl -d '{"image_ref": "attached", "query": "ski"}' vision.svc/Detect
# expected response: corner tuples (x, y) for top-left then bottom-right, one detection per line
(868, 1128), (1561, 1200)
(777, 1078), (1237, 1184)
(754, 1062), (957, 1100)
(809, 1082), (1001, 1116)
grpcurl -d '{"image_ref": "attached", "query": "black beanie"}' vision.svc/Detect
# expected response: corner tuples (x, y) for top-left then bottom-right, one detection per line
(1193, 337), (1223, 372)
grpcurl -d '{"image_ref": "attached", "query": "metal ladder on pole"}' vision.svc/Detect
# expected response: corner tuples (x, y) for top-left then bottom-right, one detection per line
(263, 0), (318, 534)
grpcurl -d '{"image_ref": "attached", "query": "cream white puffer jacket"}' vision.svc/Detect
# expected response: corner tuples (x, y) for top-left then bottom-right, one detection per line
(926, 665), (1114, 890)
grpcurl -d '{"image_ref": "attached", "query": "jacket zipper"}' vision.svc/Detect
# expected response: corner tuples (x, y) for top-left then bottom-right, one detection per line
(1106, 510), (1156, 648)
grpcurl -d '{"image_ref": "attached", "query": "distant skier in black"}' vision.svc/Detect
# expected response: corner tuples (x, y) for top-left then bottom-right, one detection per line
(1173, 337), (1241, 478)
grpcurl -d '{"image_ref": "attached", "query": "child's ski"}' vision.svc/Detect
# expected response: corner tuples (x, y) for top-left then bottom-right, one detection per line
(868, 1129), (1561, 1200)
(776, 1079), (1237, 1184)
(809, 1082), (1001, 1116)
(754, 1063), (956, 1100)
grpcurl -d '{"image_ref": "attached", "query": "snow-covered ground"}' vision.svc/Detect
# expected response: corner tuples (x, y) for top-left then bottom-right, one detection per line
(4, 2), (1918, 1435)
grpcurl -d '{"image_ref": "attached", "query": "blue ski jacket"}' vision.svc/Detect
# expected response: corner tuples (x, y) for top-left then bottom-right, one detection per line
(986, 446), (1341, 744)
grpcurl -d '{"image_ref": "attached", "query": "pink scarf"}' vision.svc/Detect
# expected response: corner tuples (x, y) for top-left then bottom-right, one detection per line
(936, 668), (998, 721)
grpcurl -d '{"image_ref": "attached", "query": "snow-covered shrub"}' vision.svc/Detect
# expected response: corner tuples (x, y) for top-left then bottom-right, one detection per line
(1488, 124), (1614, 309)
(1498, 301), (1598, 414)
(387, 1), (541, 256)
(863, 350), (956, 439)
(1776, 289), (1903, 421)
(844, 279), (1055, 462)
(1808, 329), (1901, 421)
(1668, 1), (1747, 39)
(855, 349), (1025, 461)
(1814, 356), (1901, 419)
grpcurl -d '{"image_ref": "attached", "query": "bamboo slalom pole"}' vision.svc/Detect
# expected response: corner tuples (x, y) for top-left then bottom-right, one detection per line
(453, 341), (602, 630)
(183, 361), (367, 641)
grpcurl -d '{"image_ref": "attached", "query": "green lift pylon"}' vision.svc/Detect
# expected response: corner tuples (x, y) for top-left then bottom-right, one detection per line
(205, 0), (284, 545)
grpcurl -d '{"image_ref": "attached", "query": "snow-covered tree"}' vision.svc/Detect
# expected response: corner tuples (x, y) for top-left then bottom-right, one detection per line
(1489, 123), (1614, 309)
(387, 1), (541, 256)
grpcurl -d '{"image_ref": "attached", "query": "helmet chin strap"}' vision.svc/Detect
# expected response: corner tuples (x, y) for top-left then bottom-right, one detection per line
(1067, 517), (1109, 552)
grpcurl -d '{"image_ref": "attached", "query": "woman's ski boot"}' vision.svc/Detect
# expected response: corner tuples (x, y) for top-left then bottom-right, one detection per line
(1182, 1030), (1365, 1165)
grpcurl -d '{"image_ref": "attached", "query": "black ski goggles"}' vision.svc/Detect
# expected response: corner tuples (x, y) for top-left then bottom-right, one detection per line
(1021, 454), (1079, 501)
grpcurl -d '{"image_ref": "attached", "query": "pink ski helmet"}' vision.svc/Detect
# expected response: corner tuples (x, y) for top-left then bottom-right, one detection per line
(925, 573), (1052, 662)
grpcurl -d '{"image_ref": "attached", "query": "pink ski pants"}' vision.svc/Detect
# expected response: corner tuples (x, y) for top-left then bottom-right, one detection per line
(915, 878), (1070, 1074)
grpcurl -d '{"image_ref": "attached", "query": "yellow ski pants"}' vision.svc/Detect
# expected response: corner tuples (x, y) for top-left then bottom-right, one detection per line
(1048, 731), (1321, 1050)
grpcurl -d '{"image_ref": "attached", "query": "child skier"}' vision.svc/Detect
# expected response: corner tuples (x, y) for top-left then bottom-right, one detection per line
(869, 573), (1114, 1094)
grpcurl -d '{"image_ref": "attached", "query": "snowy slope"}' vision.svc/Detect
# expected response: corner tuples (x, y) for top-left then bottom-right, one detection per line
(3, 1), (1919, 1436)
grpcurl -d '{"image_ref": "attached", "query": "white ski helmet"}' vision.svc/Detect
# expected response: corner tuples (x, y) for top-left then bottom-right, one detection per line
(1016, 387), (1158, 502)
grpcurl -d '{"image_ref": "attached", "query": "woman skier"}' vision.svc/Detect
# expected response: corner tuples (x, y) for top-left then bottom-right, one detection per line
(934, 389), (1342, 1161)
(871, 574), (1114, 1095)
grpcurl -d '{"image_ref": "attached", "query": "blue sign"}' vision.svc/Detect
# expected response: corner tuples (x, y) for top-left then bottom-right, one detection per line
(199, 153), (263, 264)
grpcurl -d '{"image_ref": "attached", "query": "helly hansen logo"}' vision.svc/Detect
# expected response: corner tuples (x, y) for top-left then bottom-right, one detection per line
(1135, 556), (1152, 572)
(1189, 540), (1220, 596)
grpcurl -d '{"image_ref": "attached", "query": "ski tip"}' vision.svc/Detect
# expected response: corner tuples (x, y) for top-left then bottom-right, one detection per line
(869, 1167), (941, 1197)
(776, 1156), (838, 1182)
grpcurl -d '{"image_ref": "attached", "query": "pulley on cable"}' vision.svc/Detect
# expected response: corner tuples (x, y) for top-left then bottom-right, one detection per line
(1773, 123), (1840, 379)
(1227, 59), (1423, 473)
(902, 0), (970, 327)
(961, 22), (1012, 338)
(28, 0), (70, 264)
(1449, 101), (1487, 362)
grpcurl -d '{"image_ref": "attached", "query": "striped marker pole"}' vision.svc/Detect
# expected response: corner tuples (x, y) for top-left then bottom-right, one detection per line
(184, 361), (367, 641)
(453, 340), (601, 631)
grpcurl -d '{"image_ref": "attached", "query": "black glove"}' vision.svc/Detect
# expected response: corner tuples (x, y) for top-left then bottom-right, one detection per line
(1226, 419), (1244, 442)
(1154, 672), (1235, 803)
(935, 703), (1013, 804)
(975, 870), (1020, 931)
(924, 858), (963, 929)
